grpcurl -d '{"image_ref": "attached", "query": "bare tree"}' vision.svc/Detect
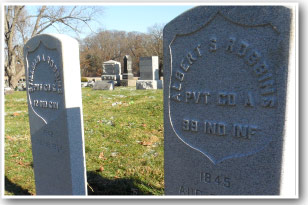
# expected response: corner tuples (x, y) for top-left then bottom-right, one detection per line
(147, 23), (164, 77)
(79, 26), (164, 77)
(81, 30), (148, 76)
(4, 5), (101, 88)
(147, 23), (163, 57)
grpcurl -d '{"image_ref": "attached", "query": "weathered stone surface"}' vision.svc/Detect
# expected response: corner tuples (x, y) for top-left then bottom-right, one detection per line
(123, 55), (134, 80)
(101, 75), (116, 81)
(137, 56), (161, 90)
(24, 34), (87, 195)
(16, 82), (26, 91)
(101, 75), (121, 84)
(122, 73), (134, 80)
(92, 80), (114, 90)
(164, 6), (291, 195)
(139, 56), (159, 80)
(81, 82), (88, 88)
(102, 60), (121, 75)
(4, 86), (13, 95)
(102, 60), (122, 85)
(86, 81), (94, 87)
(120, 79), (137, 87)
(136, 80), (162, 90)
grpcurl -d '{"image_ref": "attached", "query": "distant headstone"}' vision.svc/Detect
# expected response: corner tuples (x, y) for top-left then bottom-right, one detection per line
(86, 80), (94, 87)
(24, 34), (87, 195)
(164, 6), (292, 195)
(120, 55), (136, 86)
(4, 86), (13, 95)
(81, 82), (88, 88)
(139, 56), (159, 80)
(101, 60), (122, 85)
(93, 80), (114, 90)
(123, 55), (134, 79)
(16, 82), (26, 91)
(136, 56), (162, 89)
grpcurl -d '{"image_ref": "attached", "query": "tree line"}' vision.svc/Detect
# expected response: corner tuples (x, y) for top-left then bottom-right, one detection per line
(80, 24), (163, 77)
(4, 6), (163, 89)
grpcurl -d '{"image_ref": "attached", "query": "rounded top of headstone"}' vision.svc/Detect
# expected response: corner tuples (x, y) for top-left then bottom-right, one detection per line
(164, 5), (292, 164)
(25, 33), (78, 49)
(164, 6), (291, 39)
(140, 56), (159, 60)
(123, 55), (132, 61)
(103, 60), (121, 65)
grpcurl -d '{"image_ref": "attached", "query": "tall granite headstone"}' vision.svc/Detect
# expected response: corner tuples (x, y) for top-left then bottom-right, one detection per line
(164, 6), (291, 195)
(136, 56), (162, 89)
(123, 55), (134, 80)
(101, 60), (122, 85)
(24, 34), (87, 195)
(120, 55), (136, 86)
(139, 56), (159, 80)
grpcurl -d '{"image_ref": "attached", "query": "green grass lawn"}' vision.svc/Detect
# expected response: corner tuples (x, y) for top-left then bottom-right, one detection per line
(4, 87), (164, 195)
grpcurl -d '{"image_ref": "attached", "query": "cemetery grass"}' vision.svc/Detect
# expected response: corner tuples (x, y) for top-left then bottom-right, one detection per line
(5, 87), (164, 195)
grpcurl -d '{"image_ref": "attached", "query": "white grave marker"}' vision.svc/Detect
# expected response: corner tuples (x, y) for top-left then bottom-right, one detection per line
(24, 34), (87, 195)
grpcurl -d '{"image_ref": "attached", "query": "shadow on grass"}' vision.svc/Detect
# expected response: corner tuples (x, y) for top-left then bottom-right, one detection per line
(87, 171), (163, 195)
(5, 176), (31, 195)
(5, 172), (163, 195)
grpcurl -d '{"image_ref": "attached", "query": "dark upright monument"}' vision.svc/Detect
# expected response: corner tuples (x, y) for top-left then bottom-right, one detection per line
(123, 55), (133, 80)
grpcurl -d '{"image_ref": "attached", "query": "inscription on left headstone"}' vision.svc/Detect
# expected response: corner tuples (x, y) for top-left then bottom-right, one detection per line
(24, 34), (87, 195)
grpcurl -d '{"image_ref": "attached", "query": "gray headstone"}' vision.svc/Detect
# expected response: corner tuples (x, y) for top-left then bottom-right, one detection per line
(81, 82), (88, 88)
(24, 34), (87, 195)
(86, 81), (94, 87)
(102, 60), (121, 75)
(4, 86), (13, 95)
(92, 80), (114, 90)
(139, 56), (159, 80)
(16, 82), (26, 91)
(164, 6), (291, 195)
(102, 60), (122, 85)
(123, 55), (134, 80)
(136, 56), (161, 90)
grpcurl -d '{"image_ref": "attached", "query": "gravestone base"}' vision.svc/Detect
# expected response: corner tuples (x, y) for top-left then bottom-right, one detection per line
(86, 81), (94, 87)
(136, 80), (162, 90)
(120, 79), (137, 87)
(81, 82), (88, 88)
(4, 87), (13, 95)
(122, 73), (134, 80)
(101, 74), (121, 85)
(93, 80), (114, 90)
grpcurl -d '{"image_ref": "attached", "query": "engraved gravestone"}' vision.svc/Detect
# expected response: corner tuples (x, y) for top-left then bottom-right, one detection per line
(164, 6), (291, 195)
(123, 55), (133, 80)
(120, 55), (136, 86)
(139, 56), (159, 80)
(101, 60), (122, 85)
(24, 34), (87, 195)
(136, 56), (162, 89)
